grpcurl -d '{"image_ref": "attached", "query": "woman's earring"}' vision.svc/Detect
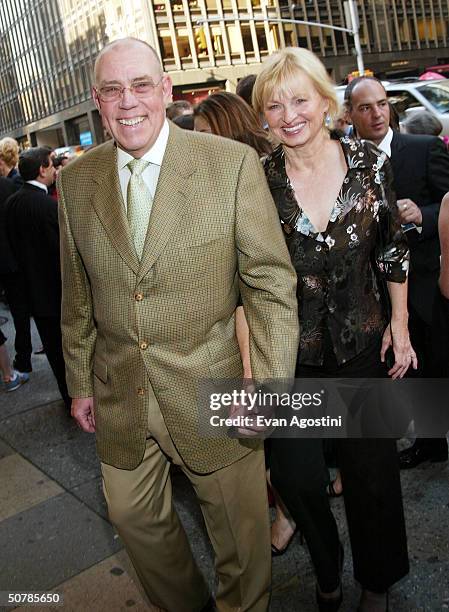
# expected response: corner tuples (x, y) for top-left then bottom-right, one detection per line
(324, 113), (331, 127)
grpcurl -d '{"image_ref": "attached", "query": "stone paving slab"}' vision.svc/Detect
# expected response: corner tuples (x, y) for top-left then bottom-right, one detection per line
(10, 551), (153, 612)
(0, 454), (63, 521)
(0, 402), (100, 490)
(398, 463), (449, 611)
(0, 310), (61, 417)
(0, 439), (15, 459)
(0, 361), (61, 419)
(70, 476), (108, 520)
(0, 493), (122, 593)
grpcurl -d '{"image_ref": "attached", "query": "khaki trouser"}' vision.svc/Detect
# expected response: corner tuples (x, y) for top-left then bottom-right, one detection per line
(101, 400), (271, 612)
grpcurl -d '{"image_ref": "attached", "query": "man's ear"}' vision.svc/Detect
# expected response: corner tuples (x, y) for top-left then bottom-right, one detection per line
(38, 164), (47, 180)
(92, 86), (101, 113)
(161, 74), (173, 106)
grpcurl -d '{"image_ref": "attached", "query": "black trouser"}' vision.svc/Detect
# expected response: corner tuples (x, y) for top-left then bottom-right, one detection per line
(270, 335), (409, 593)
(34, 315), (70, 409)
(408, 302), (448, 456)
(0, 272), (32, 372)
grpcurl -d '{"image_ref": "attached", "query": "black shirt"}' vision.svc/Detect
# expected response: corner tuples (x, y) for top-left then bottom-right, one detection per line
(264, 133), (409, 366)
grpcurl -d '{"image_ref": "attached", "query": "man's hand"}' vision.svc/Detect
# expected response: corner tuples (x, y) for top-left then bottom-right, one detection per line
(72, 397), (96, 432)
(397, 198), (422, 226)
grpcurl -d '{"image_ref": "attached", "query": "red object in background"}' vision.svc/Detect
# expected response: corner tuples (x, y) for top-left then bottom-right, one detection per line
(419, 71), (445, 81)
(425, 64), (449, 78)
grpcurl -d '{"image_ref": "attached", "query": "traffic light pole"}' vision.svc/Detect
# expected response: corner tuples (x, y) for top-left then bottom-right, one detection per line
(345, 0), (365, 74)
(198, 0), (365, 75)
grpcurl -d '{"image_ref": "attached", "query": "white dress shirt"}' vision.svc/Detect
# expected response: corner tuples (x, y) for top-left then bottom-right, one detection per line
(117, 119), (170, 211)
(376, 127), (394, 157)
(26, 180), (48, 193)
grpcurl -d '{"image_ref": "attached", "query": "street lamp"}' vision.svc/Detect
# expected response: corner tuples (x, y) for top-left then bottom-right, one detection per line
(197, 0), (364, 75)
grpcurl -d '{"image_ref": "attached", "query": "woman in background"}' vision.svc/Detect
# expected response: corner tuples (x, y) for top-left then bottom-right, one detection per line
(193, 91), (272, 157)
(0, 137), (21, 185)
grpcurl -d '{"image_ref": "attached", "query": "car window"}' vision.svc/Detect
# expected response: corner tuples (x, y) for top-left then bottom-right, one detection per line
(386, 90), (422, 120)
(418, 83), (449, 114)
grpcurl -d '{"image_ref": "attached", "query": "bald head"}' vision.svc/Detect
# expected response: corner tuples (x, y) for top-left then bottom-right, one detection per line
(94, 38), (162, 86)
(345, 77), (390, 145)
(91, 36), (172, 159)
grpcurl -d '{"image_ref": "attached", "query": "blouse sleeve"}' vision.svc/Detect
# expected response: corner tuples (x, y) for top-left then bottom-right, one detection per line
(375, 151), (409, 283)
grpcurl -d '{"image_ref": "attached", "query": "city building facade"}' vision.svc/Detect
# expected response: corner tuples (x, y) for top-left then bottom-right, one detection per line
(1, 0), (448, 147)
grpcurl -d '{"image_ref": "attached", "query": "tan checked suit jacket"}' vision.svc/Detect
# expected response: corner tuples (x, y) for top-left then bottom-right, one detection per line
(58, 123), (299, 472)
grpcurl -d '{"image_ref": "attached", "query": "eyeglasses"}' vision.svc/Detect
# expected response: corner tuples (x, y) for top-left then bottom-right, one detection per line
(96, 77), (163, 101)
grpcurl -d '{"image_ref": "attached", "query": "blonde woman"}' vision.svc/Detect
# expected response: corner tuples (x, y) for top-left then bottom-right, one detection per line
(0, 137), (21, 184)
(253, 48), (415, 612)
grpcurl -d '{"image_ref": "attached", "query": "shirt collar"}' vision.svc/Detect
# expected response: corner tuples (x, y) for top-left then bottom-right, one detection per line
(26, 180), (48, 193)
(117, 119), (169, 170)
(376, 127), (393, 157)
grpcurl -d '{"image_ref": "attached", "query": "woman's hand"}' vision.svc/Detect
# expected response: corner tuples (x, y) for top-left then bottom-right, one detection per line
(381, 322), (418, 379)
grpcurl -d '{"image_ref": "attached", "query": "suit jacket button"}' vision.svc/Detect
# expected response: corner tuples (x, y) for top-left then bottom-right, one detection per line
(137, 387), (145, 396)
(140, 341), (148, 350)
(134, 292), (144, 301)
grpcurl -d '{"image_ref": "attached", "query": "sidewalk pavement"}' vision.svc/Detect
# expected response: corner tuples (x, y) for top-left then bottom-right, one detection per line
(0, 304), (448, 612)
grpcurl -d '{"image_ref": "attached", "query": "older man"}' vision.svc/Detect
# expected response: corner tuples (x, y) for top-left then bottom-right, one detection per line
(58, 38), (298, 611)
(345, 76), (449, 469)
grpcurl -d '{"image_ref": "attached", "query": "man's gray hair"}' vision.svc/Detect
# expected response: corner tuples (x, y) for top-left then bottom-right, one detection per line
(403, 110), (443, 137)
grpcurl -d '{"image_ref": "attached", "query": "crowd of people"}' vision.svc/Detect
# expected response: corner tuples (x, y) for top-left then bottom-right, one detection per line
(0, 139), (71, 404)
(1, 36), (449, 612)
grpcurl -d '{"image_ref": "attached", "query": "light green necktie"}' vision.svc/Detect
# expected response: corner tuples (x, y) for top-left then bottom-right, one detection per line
(127, 158), (152, 259)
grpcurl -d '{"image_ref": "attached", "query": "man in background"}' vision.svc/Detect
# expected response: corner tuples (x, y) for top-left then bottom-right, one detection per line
(5, 147), (70, 409)
(346, 76), (449, 468)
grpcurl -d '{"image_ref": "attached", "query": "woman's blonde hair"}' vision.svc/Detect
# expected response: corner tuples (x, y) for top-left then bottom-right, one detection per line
(0, 137), (20, 168)
(252, 47), (338, 120)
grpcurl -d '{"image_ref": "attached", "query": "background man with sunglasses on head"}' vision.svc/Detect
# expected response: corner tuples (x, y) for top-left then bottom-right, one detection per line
(58, 37), (299, 612)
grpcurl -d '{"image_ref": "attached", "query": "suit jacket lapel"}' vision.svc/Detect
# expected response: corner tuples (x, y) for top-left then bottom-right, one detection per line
(91, 142), (140, 274)
(137, 123), (195, 284)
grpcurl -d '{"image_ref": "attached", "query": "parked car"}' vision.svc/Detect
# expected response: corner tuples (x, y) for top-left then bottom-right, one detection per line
(385, 79), (449, 136)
